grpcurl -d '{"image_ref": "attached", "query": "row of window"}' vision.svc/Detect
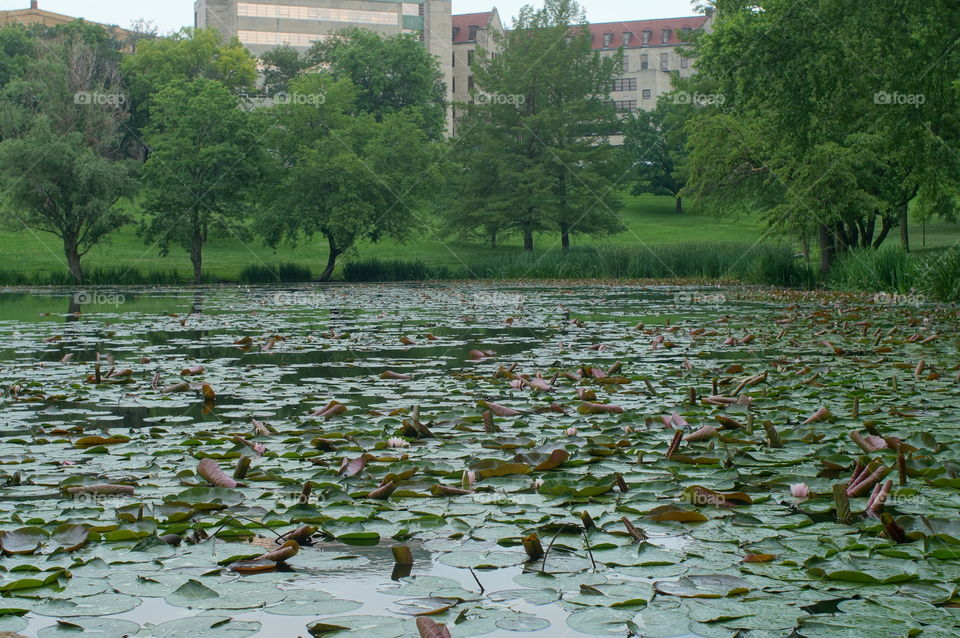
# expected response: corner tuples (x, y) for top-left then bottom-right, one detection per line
(237, 2), (399, 25)
(453, 25), (480, 40)
(238, 30), (328, 46)
(601, 27), (693, 48)
(620, 53), (689, 72)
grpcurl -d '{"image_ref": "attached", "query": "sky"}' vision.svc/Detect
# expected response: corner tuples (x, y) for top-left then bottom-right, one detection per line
(1, 0), (703, 33)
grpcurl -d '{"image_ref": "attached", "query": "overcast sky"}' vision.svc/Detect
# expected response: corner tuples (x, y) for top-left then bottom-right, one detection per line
(3, 0), (703, 33)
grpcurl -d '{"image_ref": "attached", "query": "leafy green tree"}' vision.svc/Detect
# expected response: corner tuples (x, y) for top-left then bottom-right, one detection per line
(623, 98), (694, 213)
(0, 28), (136, 284)
(684, 0), (960, 272)
(260, 45), (310, 97)
(307, 28), (446, 139)
(141, 78), (261, 283)
(454, 0), (625, 252)
(121, 28), (257, 147)
(259, 74), (440, 281)
(0, 25), (35, 90)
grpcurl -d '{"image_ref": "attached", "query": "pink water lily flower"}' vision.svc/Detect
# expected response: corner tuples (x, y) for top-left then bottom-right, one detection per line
(566, 427), (578, 436)
(790, 483), (810, 498)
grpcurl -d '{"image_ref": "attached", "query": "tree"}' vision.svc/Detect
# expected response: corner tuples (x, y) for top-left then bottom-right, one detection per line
(260, 45), (310, 97)
(452, 0), (625, 252)
(307, 28), (447, 139)
(141, 78), (261, 283)
(623, 98), (694, 213)
(683, 0), (960, 272)
(121, 28), (257, 148)
(259, 74), (440, 281)
(0, 26), (136, 284)
(0, 25), (35, 90)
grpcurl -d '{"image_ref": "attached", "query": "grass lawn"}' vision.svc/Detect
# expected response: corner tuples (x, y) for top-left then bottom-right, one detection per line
(1, 192), (957, 281)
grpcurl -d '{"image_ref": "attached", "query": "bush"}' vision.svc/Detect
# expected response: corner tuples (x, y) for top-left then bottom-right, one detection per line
(918, 248), (960, 302)
(238, 263), (312, 284)
(342, 258), (453, 282)
(828, 246), (917, 293)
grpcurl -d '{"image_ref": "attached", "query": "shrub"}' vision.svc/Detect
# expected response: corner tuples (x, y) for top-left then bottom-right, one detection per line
(342, 258), (453, 282)
(239, 263), (312, 284)
(828, 246), (917, 293)
(918, 248), (960, 302)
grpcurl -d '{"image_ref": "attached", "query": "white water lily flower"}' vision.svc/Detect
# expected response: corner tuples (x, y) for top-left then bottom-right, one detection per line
(388, 437), (410, 448)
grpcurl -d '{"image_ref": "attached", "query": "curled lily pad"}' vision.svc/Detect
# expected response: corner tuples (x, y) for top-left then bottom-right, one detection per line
(0, 527), (47, 555)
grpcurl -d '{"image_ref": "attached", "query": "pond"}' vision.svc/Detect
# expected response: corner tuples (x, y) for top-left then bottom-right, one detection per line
(0, 283), (958, 637)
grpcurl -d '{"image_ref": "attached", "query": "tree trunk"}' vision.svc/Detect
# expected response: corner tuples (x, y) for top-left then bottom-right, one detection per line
(899, 203), (909, 252)
(64, 237), (83, 285)
(190, 221), (203, 284)
(801, 232), (810, 262)
(873, 215), (894, 248)
(845, 220), (859, 250)
(861, 215), (876, 248)
(560, 222), (570, 251)
(834, 222), (849, 256)
(319, 235), (341, 282)
(818, 224), (835, 276)
(523, 229), (534, 252)
(675, 195), (682, 214)
(490, 229), (497, 249)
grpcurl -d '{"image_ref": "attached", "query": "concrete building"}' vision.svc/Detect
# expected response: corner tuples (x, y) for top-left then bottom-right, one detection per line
(0, 1), (129, 36)
(450, 13), (710, 115)
(194, 0), (453, 113)
(450, 8), (501, 127)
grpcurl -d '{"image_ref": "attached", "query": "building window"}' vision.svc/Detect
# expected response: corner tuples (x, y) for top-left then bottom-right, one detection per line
(660, 53), (669, 70)
(642, 89), (652, 99)
(452, 77), (456, 92)
(614, 99), (637, 112)
(237, 3), (397, 25)
(612, 78), (637, 92)
(468, 25), (479, 40)
(679, 27), (691, 41)
(640, 54), (648, 70)
(662, 29), (671, 44)
(468, 75), (474, 91)
(452, 52), (455, 66)
(452, 26), (460, 39)
(602, 32), (613, 48)
(681, 56), (689, 69)
(623, 31), (632, 46)
(641, 30), (651, 46)
(622, 56), (629, 72)
(468, 50), (474, 65)
(237, 30), (327, 47)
